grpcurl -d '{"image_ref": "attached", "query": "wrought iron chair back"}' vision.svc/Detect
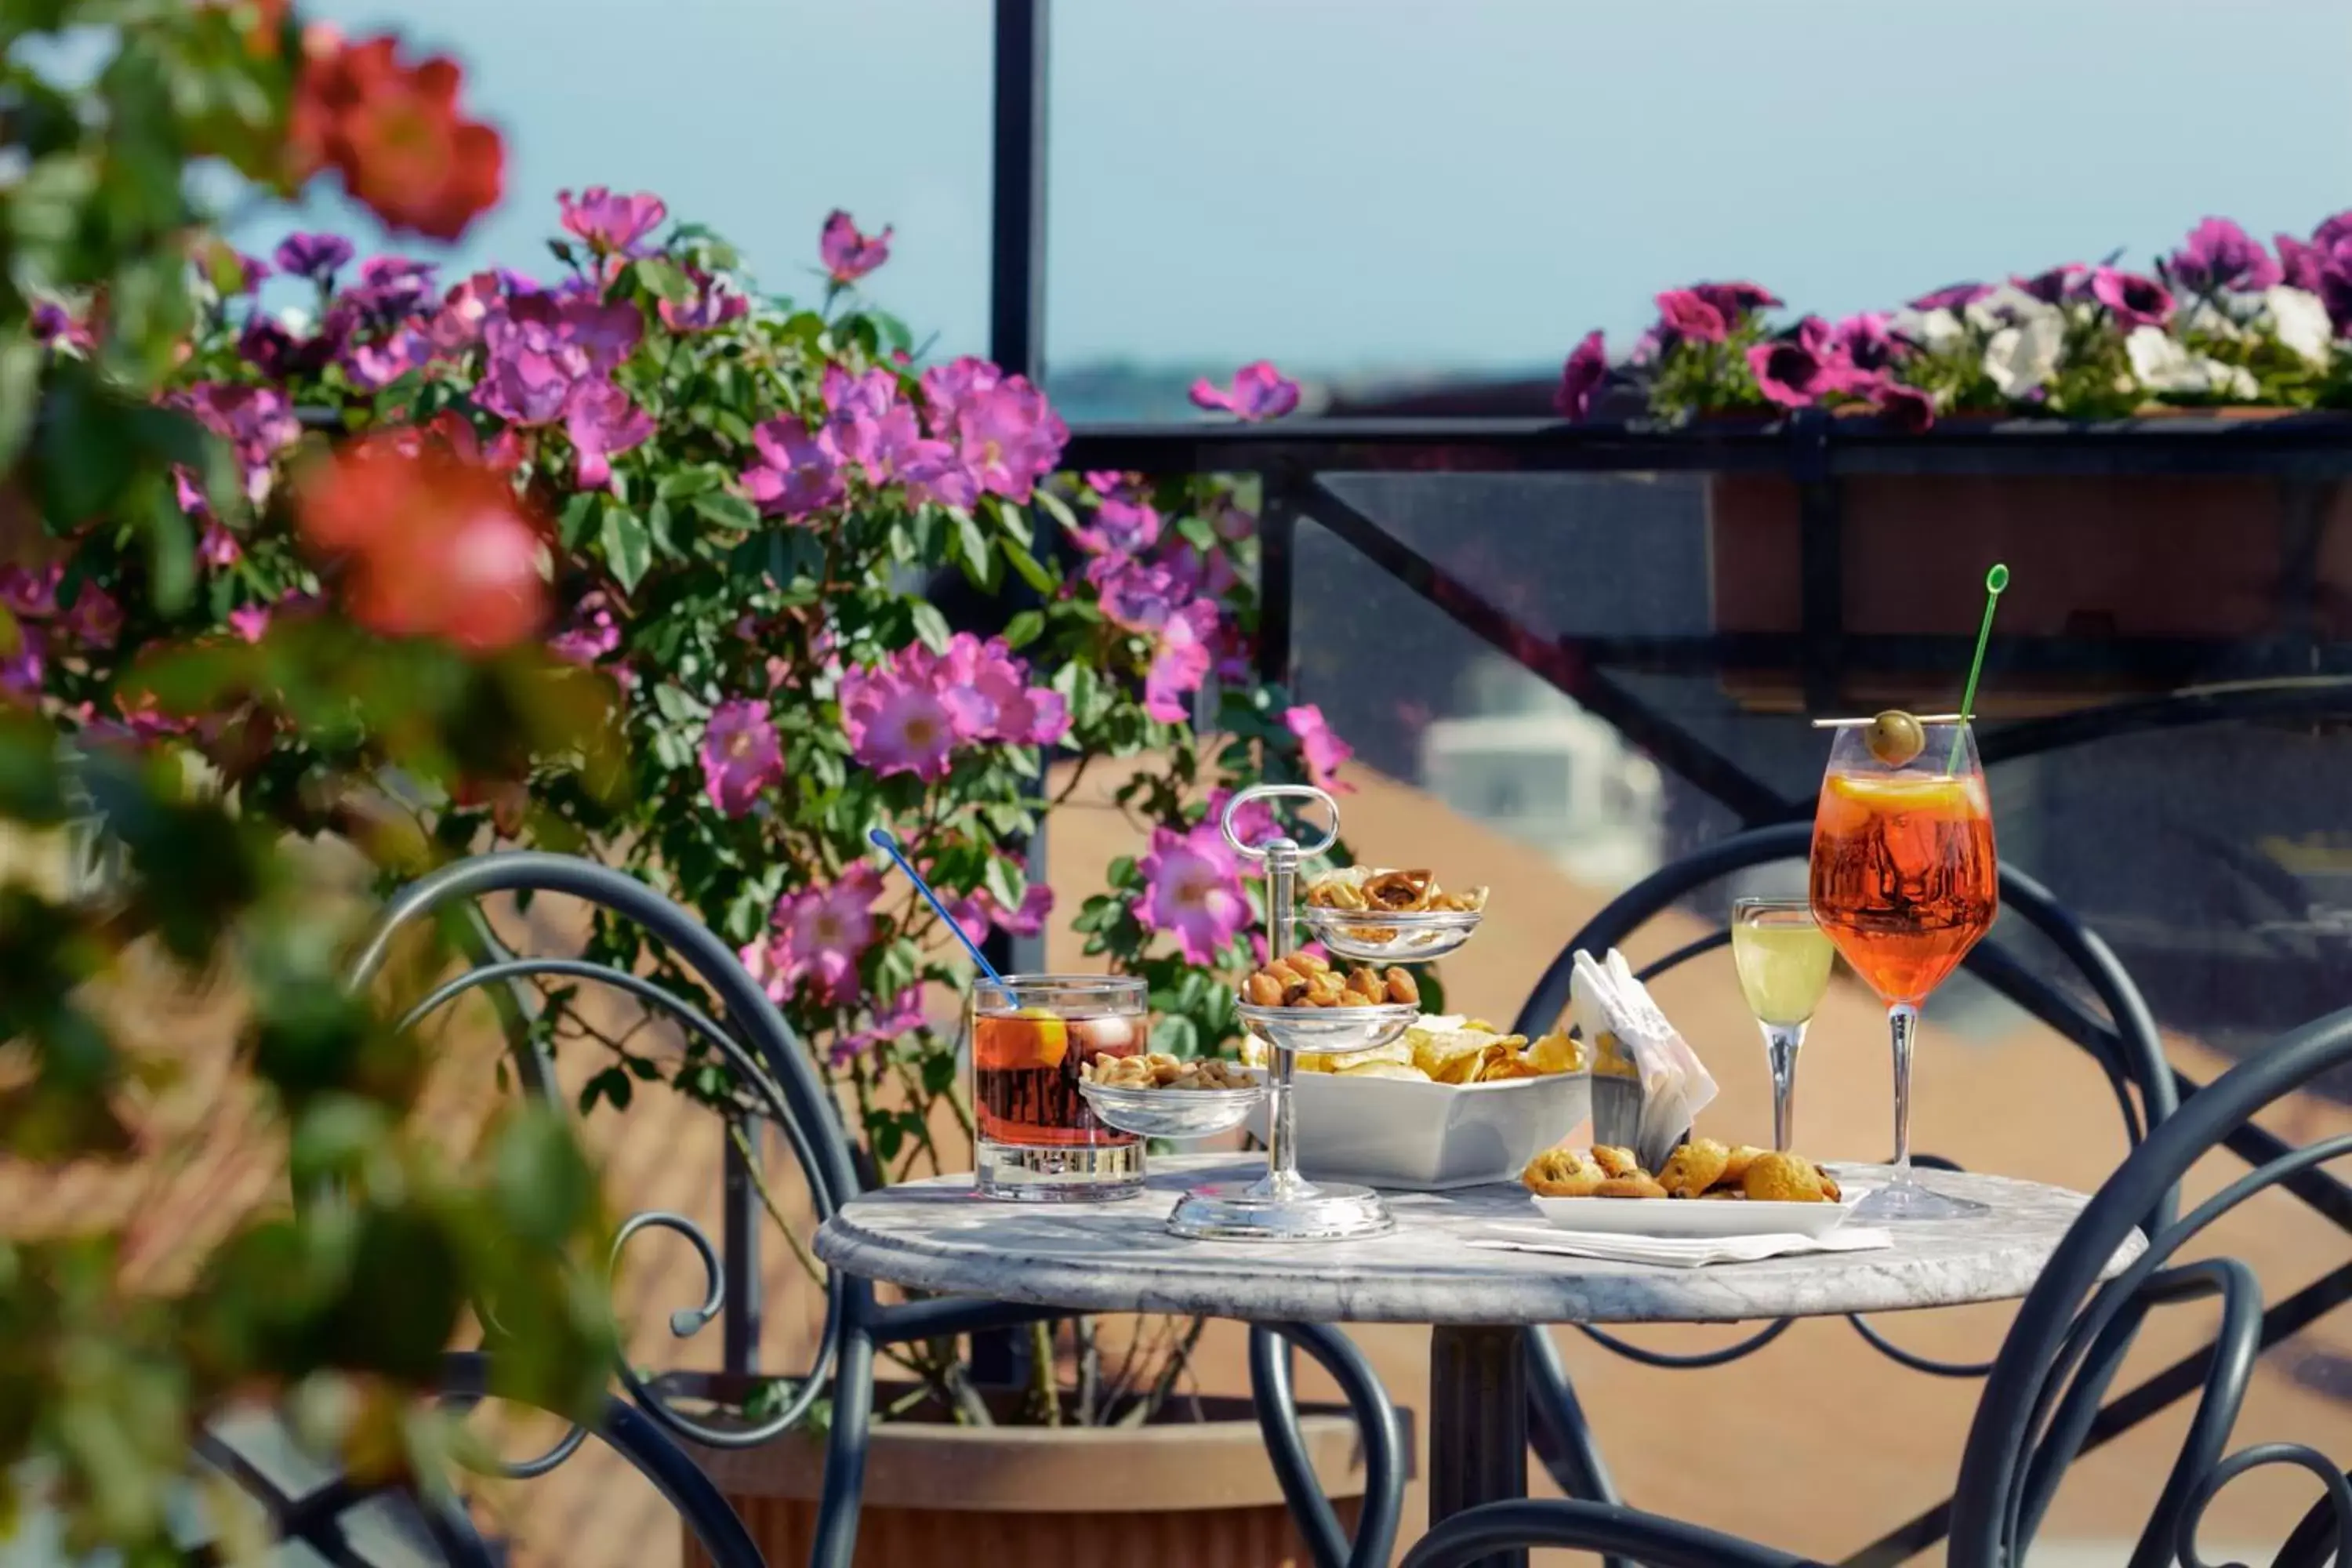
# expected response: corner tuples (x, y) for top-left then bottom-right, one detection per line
(1400, 1004), (2352, 1568)
(318, 849), (1404, 1568)
(1506, 820), (2178, 1563)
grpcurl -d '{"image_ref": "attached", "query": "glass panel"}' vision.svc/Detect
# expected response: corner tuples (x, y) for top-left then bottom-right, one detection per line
(1047, 0), (2350, 412)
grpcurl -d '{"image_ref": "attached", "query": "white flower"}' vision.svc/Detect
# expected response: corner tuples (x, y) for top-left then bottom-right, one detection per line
(277, 305), (315, 335)
(1964, 285), (2060, 335)
(2126, 325), (2259, 399)
(1984, 311), (2066, 397)
(1892, 307), (1965, 354)
(2179, 297), (2248, 342)
(2263, 285), (2333, 365)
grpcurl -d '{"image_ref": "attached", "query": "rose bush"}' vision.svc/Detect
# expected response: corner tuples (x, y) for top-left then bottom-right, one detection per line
(0, 0), (633, 1556)
(1555, 212), (2352, 427)
(28, 164), (1372, 1421)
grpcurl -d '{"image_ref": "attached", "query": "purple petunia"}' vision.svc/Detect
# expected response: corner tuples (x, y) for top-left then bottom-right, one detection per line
(1745, 340), (1835, 408)
(1830, 313), (1897, 372)
(2013, 263), (2090, 305)
(2169, 217), (2281, 294)
(1552, 330), (1608, 421)
(1906, 281), (1994, 312)
(1690, 281), (1782, 322)
(2089, 266), (2175, 328)
(1870, 382), (1936, 434)
(274, 232), (354, 283)
(1654, 289), (1729, 344)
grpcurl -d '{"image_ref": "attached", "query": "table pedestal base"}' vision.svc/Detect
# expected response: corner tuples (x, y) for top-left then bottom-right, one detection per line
(1428, 1323), (1527, 1568)
(1165, 1178), (1394, 1241)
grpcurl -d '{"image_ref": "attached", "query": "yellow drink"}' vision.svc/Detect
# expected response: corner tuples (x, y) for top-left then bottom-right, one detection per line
(1732, 912), (1835, 1026)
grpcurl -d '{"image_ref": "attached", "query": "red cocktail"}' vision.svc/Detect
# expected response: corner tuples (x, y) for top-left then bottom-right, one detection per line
(972, 975), (1146, 1200)
(1809, 717), (1997, 1220)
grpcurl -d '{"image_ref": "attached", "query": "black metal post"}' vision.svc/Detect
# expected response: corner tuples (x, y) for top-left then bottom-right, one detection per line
(1792, 409), (1844, 715)
(971, 0), (1051, 1394)
(1259, 477), (1299, 694)
(721, 1123), (763, 1375)
(1428, 1323), (1529, 1568)
(989, 0), (1049, 381)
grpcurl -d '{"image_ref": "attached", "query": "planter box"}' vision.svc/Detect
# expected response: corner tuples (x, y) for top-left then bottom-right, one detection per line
(680, 1387), (1395, 1568)
(1708, 470), (2350, 713)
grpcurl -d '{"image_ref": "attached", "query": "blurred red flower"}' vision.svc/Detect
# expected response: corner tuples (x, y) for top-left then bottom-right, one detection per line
(296, 434), (548, 653)
(292, 34), (503, 241)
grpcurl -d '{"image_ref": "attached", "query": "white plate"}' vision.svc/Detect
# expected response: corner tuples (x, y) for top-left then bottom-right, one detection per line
(1530, 1191), (1856, 1240)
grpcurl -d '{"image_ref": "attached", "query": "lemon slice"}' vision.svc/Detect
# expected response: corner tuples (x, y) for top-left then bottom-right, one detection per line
(1015, 1005), (1069, 1069)
(1828, 773), (1979, 815)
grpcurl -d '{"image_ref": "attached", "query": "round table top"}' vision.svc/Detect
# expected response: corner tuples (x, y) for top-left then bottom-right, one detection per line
(813, 1154), (2144, 1327)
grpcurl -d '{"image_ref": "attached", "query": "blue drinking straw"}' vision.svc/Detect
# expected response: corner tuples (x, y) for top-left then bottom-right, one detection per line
(868, 826), (1007, 985)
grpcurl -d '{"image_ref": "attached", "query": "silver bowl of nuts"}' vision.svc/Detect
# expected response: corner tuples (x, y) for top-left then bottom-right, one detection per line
(1078, 1054), (1265, 1139)
(1235, 952), (1423, 1058)
(1300, 906), (1483, 964)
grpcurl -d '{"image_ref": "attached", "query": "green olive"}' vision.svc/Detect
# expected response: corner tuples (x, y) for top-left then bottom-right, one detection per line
(1863, 710), (1926, 767)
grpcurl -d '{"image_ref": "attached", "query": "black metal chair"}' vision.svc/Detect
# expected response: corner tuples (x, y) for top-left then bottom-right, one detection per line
(209, 850), (1404, 1568)
(1508, 821), (2181, 1560)
(1404, 1003), (2352, 1568)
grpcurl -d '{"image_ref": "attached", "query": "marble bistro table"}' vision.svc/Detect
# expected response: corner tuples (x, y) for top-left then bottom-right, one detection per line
(812, 1152), (2141, 1557)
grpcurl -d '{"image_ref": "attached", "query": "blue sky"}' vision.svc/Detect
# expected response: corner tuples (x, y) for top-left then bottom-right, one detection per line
(253, 0), (2352, 378)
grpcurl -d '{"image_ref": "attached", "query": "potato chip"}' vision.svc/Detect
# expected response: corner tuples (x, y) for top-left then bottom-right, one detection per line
(1295, 1038), (1413, 1076)
(1526, 1030), (1587, 1076)
(1482, 1053), (1541, 1082)
(1334, 1059), (1431, 1081)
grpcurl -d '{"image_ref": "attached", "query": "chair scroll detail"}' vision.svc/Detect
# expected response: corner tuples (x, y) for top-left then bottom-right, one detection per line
(1403, 1005), (2352, 1568)
(321, 849), (1410, 1568)
(1504, 821), (2178, 1559)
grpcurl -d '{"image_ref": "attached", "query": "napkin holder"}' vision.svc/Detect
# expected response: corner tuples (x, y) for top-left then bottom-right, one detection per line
(1570, 949), (1714, 1172)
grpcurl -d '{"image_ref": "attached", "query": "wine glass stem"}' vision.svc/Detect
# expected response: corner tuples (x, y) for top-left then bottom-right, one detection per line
(1760, 1022), (1805, 1152)
(1888, 1000), (1920, 1180)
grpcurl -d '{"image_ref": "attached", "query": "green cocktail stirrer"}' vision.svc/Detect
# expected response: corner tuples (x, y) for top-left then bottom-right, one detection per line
(1947, 562), (2009, 771)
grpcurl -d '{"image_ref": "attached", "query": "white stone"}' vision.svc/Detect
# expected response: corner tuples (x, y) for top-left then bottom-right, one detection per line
(815, 1153), (2143, 1327)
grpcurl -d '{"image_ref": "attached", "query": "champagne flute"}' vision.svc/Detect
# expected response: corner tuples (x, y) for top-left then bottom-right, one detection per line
(1730, 898), (1835, 1152)
(1808, 717), (1998, 1220)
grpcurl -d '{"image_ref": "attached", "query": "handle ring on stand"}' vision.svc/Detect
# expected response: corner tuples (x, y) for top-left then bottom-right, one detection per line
(1219, 783), (1340, 861)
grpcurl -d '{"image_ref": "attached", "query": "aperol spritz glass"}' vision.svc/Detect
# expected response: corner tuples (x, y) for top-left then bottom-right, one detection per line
(1809, 720), (1997, 1220)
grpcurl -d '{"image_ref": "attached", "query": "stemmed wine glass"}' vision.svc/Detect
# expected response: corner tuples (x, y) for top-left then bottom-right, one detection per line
(1808, 718), (1998, 1221)
(1730, 898), (1835, 1153)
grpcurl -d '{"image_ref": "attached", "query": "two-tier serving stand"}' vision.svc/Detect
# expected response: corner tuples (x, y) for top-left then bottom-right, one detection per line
(1164, 783), (1484, 1242)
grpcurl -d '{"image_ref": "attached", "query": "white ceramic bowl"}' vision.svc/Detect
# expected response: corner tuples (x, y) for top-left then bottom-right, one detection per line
(1249, 1069), (1592, 1190)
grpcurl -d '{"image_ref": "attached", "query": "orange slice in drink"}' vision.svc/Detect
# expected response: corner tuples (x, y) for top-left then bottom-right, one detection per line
(1015, 1006), (1070, 1069)
(1827, 773), (1981, 818)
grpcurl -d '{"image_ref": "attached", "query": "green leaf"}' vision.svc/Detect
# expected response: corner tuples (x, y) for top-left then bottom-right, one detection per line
(1001, 536), (1057, 593)
(982, 855), (1025, 914)
(692, 491), (760, 532)
(601, 507), (652, 591)
(1176, 514), (1218, 554)
(143, 477), (194, 614)
(558, 491), (602, 550)
(1033, 488), (1080, 538)
(1002, 609), (1044, 650)
(0, 338), (44, 476)
(656, 466), (724, 502)
(909, 601), (952, 654)
(635, 257), (694, 304)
